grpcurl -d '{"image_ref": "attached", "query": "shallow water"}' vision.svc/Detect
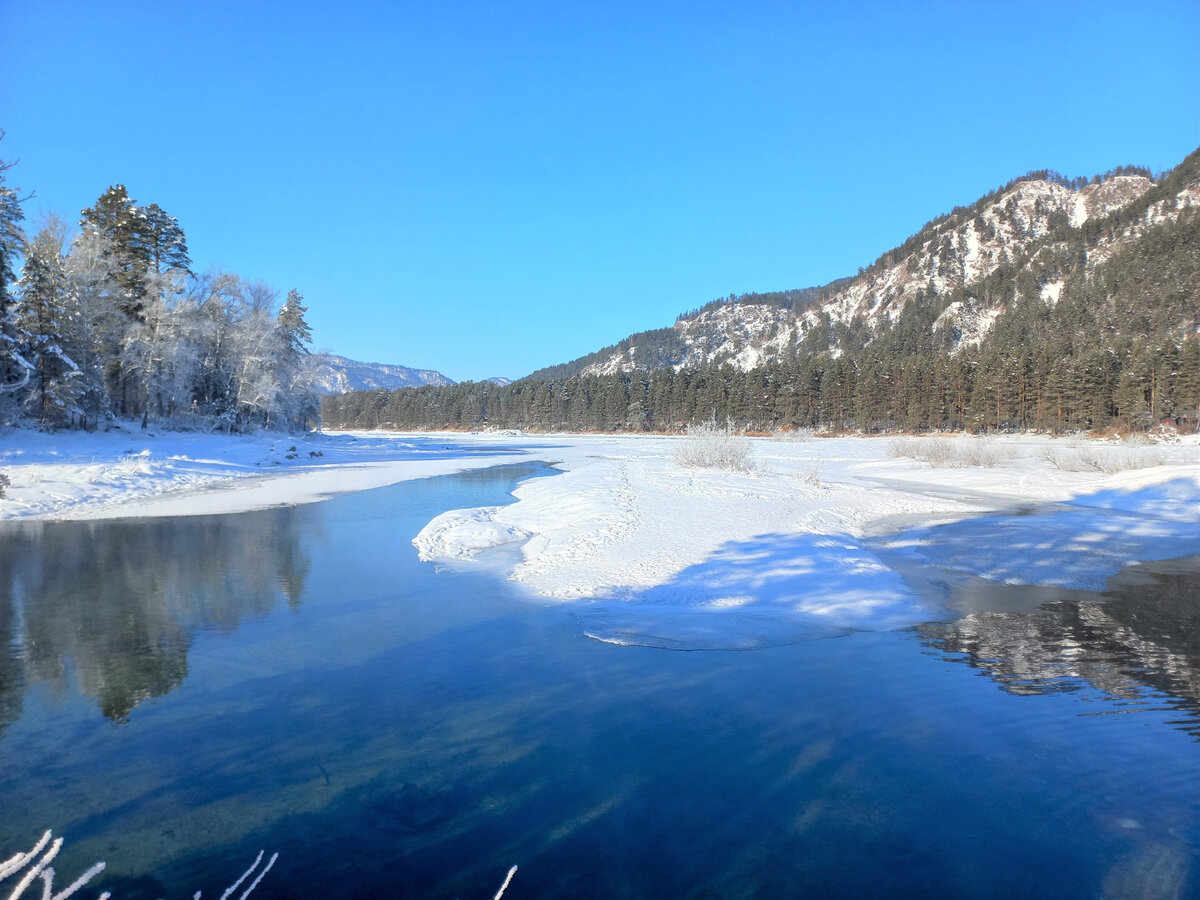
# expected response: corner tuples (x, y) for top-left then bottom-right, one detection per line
(2, 465), (1200, 898)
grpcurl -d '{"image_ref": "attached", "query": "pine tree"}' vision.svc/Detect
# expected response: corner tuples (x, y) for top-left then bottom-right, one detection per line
(15, 228), (87, 426)
(276, 289), (318, 430)
(79, 185), (152, 321)
(141, 203), (191, 275)
(0, 137), (30, 417)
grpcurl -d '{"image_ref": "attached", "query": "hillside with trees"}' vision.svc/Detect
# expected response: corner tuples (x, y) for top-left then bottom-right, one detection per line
(0, 141), (320, 432)
(324, 148), (1200, 435)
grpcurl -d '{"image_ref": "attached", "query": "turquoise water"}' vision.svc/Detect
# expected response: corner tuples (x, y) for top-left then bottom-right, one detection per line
(2, 465), (1200, 898)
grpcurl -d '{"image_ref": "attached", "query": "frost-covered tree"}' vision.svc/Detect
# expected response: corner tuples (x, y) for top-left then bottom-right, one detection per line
(142, 202), (191, 276)
(184, 270), (241, 425)
(15, 227), (86, 426)
(277, 289), (319, 429)
(78, 185), (152, 321)
(0, 135), (30, 420)
(125, 267), (199, 426)
(63, 228), (122, 424)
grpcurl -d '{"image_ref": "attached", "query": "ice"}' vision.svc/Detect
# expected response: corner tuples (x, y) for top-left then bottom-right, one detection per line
(2, 427), (1197, 648)
(576, 532), (938, 651)
(874, 481), (1200, 591)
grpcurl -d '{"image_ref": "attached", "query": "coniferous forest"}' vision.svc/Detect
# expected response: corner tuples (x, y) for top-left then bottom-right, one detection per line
(324, 154), (1200, 436)
(0, 140), (319, 432)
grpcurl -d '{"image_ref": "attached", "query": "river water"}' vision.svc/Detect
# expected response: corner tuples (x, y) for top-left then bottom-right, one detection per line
(2, 464), (1199, 898)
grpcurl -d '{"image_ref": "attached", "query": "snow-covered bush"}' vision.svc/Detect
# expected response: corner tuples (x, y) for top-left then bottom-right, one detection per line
(114, 449), (155, 476)
(801, 461), (822, 488)
(0, 472), (8, 499)
(674, 419), (755, 472)
(1044, 446), (1165, 474)
(887, 436), (1006, 468)
(772, 426), (814, 442)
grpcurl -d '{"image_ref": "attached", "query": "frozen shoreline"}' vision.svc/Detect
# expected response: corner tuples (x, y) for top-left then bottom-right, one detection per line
(3, 427), (1198, 644)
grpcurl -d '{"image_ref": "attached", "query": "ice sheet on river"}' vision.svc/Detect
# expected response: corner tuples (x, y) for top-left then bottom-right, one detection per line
(576, 533), (939, 650)
(874, 479), (1200, 592)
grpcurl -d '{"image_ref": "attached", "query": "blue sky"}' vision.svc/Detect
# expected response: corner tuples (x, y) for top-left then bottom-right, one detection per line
(2, 1), (1198, 381)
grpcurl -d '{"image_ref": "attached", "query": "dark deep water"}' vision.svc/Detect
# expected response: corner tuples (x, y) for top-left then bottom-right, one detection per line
(2, 465), (1200, 899)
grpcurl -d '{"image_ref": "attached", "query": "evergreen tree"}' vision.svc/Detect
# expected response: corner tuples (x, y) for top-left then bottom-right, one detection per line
(15, 228), (86, 426)
(142, 203), (191, 275)
(0, 138), (29, 417)
(79, 185), (152, 320)
(276, 289), (318, 430)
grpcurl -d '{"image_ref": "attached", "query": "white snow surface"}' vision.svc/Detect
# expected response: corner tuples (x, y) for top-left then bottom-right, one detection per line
(0, 427), (543, 520)
(3, 427), (1197, 650)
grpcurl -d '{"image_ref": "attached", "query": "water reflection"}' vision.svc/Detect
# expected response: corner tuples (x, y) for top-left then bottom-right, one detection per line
(920, 556), (1200, 735)
(0, 508), (312, 725)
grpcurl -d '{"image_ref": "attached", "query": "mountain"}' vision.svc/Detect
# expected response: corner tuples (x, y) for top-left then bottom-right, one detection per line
(536, 159), (1197, 378)
(311, 354), (454, 394)
(322, 147), (1200, 433)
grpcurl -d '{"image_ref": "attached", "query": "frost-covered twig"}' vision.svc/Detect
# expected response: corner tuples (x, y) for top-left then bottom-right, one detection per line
(0, 830), (108, 900)
(2, 832), (278, 900)
(216, 850), (277, 900)
(493, 865), (518, 900)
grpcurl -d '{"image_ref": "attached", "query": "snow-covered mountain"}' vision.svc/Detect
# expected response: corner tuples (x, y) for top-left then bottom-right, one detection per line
(534, 154), (1200, 378)
(311, 354), (454, 394)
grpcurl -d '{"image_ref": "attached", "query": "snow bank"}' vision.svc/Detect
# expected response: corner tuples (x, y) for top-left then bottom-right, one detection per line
(3, 426), (1196, 650)
(413, 432), (1198, 648)
(0, 427), (542, 520)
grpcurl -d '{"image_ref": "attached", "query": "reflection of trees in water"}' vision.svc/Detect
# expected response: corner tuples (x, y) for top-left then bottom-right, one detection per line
(0, 508), (312, 727)
(920, 558), (1200, 735)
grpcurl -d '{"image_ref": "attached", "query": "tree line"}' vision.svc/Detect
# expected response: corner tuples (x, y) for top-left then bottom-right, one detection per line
(0, 140), (319, 432)
(324, 206), (1200, 435)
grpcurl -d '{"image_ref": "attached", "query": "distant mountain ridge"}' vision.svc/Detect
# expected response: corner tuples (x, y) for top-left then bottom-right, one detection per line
(323, 147), (1200, 434)
(311, 354), (454, 394)
(530, 159), (1196, 378)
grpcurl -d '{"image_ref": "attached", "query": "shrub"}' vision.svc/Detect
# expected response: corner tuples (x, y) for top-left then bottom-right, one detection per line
(1044, 446), (1166, 474)
(887, 436), (1006, 468)
(673, 419), (755, 472)
(772, 426), (815, 442)
(0, 472), (8, 499)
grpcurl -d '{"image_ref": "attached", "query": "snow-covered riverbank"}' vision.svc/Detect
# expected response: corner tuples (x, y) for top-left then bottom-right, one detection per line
(406, 432), (1199, 645)
(3, 428), (1197, 641)
(0, 427), (547, 520)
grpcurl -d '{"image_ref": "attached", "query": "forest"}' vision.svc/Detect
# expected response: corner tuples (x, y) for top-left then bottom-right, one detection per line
(324, 194), (1200, 436)
(0, 143), (319, 433)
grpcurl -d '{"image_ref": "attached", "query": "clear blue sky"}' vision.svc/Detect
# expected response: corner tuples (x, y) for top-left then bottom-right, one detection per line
(3, 1), (1198, 381)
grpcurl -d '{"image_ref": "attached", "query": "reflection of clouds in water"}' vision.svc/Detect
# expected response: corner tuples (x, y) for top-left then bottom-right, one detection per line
(578, 533), (936, 650)
(0, 508), (312, 727)
(875, 479), (1200, 591)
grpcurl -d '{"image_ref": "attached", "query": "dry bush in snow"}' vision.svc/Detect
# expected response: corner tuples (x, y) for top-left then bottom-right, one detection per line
(771, 426), (814, 442)
(800, 461), (822, 488)
(1044, 445), (1166, 474)
(0, 472), (8, 499)
(887, 436), (1009, 468)
(674, 419), (755, 472)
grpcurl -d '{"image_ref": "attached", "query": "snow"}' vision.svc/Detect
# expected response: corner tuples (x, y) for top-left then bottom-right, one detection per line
(415, 432), (1198, 648)
(3, 427), (1197, 650)
(1040, 279), (1063, 305)
(0, 427), (543, 520)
